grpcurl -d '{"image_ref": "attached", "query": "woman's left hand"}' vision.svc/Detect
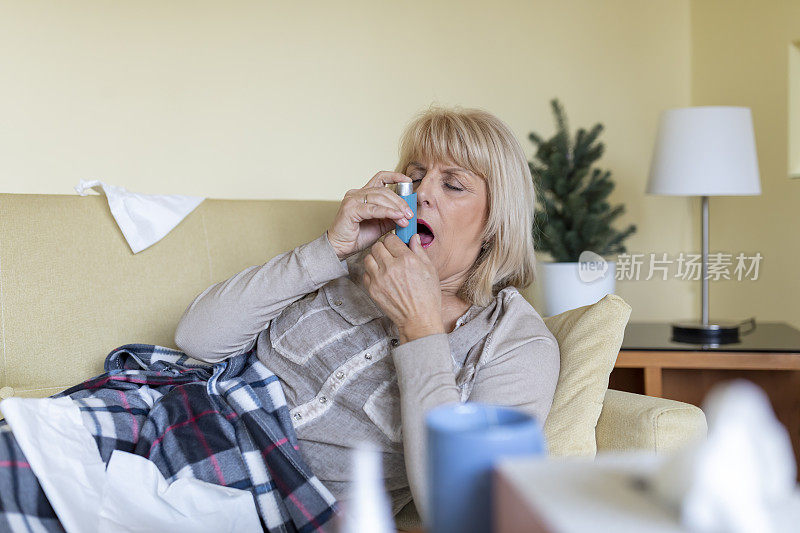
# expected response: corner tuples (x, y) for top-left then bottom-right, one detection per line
(363, 233), (444, 344)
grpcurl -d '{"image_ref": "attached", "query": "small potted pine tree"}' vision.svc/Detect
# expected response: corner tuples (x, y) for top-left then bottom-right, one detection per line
(528, 99), (636, 316)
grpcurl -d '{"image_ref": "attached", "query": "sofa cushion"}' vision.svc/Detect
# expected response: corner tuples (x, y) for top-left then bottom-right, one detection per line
(0, 194), (338, 399)
(542, 293), (632, 457)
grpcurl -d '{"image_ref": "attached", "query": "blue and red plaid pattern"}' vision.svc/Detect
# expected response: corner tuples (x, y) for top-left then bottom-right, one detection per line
(0, 343), (340, 533)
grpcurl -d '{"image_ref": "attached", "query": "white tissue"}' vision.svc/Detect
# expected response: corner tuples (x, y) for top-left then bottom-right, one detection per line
(0, 396), (261, 533)
(648, 379), (796, 533)
(75, 179), (204, 254)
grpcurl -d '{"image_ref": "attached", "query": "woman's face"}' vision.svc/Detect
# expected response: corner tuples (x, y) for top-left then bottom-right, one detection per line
(405, 158), (489, 293)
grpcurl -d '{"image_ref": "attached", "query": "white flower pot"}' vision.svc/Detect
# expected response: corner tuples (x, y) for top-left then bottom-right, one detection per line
(538, 260), (616, 317)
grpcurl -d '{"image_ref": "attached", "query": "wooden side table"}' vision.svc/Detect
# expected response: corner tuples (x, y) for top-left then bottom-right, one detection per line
(609, 321), (800, 478)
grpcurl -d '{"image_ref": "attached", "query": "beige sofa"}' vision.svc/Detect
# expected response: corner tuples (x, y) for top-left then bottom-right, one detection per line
(0, 193), (706, 526)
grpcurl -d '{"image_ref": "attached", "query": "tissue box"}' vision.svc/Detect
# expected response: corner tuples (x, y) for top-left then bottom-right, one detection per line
(493, 453), (800, 533)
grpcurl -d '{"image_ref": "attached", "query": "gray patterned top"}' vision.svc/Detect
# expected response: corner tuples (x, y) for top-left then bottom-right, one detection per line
(174, 231), (560, 521)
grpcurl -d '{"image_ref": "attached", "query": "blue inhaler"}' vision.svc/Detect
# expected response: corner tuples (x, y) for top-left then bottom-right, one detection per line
(395, 181), (417, 244)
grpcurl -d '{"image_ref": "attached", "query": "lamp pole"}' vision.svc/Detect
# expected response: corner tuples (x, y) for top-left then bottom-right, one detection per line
(701, 195), (709, 326)
(673, 193), (751, 343)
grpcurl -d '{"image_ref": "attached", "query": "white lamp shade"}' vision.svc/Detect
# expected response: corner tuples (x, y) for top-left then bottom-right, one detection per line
(646, 106), (761, 196)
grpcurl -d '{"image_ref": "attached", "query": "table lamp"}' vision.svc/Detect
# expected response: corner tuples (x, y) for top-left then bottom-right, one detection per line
(646, 106), (761, 344)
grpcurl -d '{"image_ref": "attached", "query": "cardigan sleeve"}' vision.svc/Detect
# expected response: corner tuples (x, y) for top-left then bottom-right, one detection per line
(391, 332), (560, 524)
(174, 230), (349, 363)
(390, 333), (459, 524)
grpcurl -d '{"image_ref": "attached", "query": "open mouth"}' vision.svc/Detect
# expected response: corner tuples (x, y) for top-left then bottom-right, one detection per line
(417, 219), (435, 248)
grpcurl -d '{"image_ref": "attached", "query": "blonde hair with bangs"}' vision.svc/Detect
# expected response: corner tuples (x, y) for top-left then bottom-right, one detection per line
(394, 104), (537, 307)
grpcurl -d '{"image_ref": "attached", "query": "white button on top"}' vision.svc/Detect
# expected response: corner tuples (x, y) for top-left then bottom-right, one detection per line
(364, 352), (372, 360)
(335, 370), (345, 379)
(333, 299), (343, 306)
(319, 396), (327, 404)
(293, 413), (302, 421)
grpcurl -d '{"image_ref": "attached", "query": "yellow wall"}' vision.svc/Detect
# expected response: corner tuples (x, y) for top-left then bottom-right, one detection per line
(0, 0), (694, 320)
(691, 0), (800, 329)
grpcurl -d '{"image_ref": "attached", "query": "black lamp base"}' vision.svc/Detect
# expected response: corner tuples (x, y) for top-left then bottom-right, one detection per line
(670, 319), (755, 345)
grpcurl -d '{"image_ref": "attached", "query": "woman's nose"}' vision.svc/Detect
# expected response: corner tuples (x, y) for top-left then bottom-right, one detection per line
(415, 175), (433, 205)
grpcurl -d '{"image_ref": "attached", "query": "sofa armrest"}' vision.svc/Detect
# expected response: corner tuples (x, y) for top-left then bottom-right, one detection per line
(596, 389), (707, 454)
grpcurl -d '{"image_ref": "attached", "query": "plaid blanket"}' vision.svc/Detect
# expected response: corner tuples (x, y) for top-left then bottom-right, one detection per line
(0, 343), (340, 533)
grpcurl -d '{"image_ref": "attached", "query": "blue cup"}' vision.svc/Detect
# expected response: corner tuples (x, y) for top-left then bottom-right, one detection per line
(426, 402), (546, 533)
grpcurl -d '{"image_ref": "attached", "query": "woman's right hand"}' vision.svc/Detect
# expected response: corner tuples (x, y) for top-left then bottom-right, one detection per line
(326, 171), (416, 261)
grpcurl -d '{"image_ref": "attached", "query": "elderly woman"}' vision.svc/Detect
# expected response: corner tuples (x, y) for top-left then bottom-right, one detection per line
(173, 105), (560, 524)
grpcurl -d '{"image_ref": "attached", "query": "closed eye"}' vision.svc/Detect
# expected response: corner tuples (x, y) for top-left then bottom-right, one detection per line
(411, 178), (463, 191)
